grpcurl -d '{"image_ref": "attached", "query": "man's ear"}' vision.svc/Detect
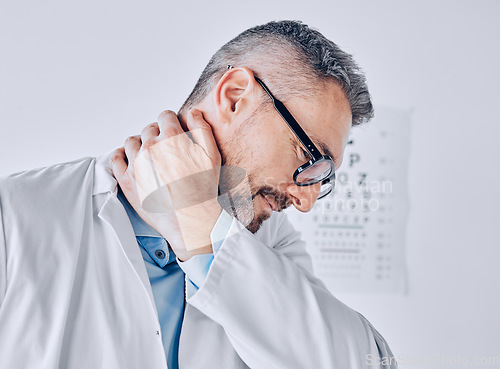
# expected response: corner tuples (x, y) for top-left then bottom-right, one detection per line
(214, 67), (258, 125)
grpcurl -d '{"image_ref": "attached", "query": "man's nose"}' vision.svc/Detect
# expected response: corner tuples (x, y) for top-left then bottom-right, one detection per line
(287, 182), (321, 212)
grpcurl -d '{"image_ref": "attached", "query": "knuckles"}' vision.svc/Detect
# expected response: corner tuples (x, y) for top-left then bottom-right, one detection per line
(125, 135), (140, 144)
(110, 148), (124, 163)
(158, 110), (177, 121)
(158, 110), (183, 138)
(162, 126), (183, 138)
(125, 135), (147, 150)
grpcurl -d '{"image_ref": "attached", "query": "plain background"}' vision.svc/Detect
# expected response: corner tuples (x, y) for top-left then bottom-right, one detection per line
(1, 0), (499, 367)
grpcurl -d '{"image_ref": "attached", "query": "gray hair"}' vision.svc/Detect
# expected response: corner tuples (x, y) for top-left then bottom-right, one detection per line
(180, 20), (373, 126)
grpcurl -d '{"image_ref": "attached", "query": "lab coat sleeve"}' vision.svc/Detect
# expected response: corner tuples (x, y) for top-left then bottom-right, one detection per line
(177, 209), (233, 297)
(187, 212), (397, 369)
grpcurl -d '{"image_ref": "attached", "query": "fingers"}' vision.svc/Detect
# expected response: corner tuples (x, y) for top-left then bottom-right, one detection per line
(110, 134), (141, 181)
(141, 122), (160, 147)
(110, 147), (128, 180)
(186, 109), (220, 158)
(157, 110), (184, 138)
(124, 135), (142, 169)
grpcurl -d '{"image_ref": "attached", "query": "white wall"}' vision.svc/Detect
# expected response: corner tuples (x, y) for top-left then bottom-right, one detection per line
(1, 0), (499, 367)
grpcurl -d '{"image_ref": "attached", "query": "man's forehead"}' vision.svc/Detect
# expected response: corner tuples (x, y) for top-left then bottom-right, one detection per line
(308, 119), (349, 169)
(309, 85), (352, 166)
(280, 79), (351, 167)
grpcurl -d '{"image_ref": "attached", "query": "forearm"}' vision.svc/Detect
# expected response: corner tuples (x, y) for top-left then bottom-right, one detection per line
(187, 219), (396, 369)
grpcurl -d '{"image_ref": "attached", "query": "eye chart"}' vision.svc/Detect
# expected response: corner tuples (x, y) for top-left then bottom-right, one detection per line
(285, 107), (411, 294)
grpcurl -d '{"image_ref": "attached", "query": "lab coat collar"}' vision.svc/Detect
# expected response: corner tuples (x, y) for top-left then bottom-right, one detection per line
(92, 150), (119, 196)
(93, 150), (164, 238)
(91, 150), (160, 322)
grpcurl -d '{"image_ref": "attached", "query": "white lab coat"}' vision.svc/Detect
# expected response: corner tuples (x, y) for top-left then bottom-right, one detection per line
(0, 152), (396, 369)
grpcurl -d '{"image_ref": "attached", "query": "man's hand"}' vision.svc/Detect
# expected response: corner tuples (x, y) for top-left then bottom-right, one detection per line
(110, 109), (223, 261)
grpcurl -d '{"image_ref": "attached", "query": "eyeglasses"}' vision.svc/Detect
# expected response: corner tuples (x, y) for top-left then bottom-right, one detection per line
(255, 77), (335, 200)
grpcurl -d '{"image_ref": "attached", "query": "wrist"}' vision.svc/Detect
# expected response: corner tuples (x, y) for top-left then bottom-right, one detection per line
(176, 244), (213, 262)
(175, 197), (222, 252)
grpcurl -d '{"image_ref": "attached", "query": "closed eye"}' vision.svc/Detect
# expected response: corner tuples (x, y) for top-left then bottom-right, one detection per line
(301, 147), (312, 161)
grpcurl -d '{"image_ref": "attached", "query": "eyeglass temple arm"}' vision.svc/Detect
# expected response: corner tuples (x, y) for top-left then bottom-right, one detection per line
(255, 77), (323, 161)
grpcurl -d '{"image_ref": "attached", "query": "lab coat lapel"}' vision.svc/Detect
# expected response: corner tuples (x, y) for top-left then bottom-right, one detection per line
(97, 191), (159, 321)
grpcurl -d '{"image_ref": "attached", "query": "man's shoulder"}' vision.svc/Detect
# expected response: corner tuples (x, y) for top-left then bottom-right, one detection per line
(0, 156), (98, 210)
(0, 156), (96, 189)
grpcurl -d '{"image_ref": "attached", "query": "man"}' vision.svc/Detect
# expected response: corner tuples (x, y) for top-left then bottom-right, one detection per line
(0, 21), (396, 368)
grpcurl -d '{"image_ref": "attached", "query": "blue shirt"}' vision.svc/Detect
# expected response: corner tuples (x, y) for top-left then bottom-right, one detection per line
(117, 186), (232, 368)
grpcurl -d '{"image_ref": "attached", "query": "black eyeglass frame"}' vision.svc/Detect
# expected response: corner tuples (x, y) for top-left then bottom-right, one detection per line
(255, 77), (336, 198)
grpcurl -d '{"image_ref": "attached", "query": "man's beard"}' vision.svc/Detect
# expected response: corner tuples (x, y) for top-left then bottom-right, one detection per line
(217, 165), (267, 234)
(216, 113), (290, 234)
(217, 163), (290, 234)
